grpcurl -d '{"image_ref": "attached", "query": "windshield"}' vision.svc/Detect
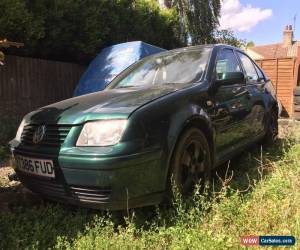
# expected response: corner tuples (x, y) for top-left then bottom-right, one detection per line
(108, 47), (212, 89)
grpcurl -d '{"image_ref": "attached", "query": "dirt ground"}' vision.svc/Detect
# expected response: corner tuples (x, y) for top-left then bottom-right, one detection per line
(0, 165), (42, 210)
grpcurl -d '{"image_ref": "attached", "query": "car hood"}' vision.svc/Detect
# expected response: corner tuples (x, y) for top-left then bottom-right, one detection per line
(25, 84), (189, 125)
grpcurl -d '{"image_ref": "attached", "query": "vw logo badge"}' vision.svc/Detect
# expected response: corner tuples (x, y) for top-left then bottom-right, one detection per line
(33, 125), (46, 144)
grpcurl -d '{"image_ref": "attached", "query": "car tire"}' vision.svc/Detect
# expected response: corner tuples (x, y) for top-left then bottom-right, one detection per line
(168, 128), (212, 198)
(263, 109), (278, 144)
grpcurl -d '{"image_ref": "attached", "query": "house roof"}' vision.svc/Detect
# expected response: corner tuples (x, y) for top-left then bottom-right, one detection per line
(247, 41), (300, 59)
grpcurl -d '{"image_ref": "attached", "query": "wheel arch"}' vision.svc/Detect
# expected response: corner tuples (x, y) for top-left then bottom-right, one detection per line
(165, 115), (215, 182)
(178, 117), (214, 163)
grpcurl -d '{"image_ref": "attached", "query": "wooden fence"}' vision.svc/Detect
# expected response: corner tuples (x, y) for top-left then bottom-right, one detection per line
(0, 55), (85, 120)
(255, 57), (297, 117)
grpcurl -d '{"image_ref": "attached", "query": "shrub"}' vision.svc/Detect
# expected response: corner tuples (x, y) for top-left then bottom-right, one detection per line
(1, 0), (182, 63)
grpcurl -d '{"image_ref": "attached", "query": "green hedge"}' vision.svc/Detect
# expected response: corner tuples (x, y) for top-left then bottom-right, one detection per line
(1, 0), (182, 63)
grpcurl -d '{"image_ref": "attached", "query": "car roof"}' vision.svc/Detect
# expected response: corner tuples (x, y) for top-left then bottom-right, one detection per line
(156, 44), (243, 56)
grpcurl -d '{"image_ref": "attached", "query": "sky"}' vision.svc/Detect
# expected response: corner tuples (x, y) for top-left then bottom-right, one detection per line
(219, 0), (300, 45)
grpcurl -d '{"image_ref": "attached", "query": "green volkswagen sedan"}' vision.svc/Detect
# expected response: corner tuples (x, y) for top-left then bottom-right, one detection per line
(10, 44), (278, 210)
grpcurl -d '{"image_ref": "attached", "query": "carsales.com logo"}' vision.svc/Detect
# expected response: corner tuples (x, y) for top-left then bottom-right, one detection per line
(240, 236), (296, 246)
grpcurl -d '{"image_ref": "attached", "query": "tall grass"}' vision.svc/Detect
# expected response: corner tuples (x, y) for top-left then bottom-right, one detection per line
(1, 123), (300, 249)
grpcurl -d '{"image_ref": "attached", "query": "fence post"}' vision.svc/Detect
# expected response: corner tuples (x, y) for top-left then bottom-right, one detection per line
(276, 58), (278, 96)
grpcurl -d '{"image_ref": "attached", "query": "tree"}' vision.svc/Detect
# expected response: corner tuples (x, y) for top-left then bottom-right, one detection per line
(164, 0), (221, 45)
(187, 0), (221, 45)
(246, 41), (255, 48)
(0, 0), (44, 46)
(214, 29), (246, 48)
(0, 0), (182, 63)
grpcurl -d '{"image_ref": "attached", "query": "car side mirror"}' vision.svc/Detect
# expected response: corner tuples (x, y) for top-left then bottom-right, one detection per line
(257, 77), (265, 83)
(215, 72), (245, 86)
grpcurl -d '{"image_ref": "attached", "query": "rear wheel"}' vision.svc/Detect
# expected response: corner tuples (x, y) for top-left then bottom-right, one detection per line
(169, 128), (211, 197)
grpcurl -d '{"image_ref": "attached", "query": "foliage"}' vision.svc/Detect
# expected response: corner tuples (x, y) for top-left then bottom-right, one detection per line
(246, 41), (255, 48)
(0, 0), (244, 63)
(0, 0), (182, 63)
(166, 0), (221, 45)
(186, 0), (221, 45)
(163, 1), (244, 48)
(0, 0), (44, 46)
(1, 122), (300, 249)
(214, 29), (246, 48)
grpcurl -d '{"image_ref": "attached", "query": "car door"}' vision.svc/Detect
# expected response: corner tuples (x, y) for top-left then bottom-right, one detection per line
(236, 51), (266, 137)
(209, 48), (252, 162)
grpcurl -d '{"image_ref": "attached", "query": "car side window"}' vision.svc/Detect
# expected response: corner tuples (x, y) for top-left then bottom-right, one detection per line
(237, 52), (259, 83)
(215, 49), (241, 80)
(254, 64), (264, 81)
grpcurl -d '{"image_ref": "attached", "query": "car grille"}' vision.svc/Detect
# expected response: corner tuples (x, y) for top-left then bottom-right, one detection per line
(69, 186), (111, 202)
(21, 124), (72, 147)
(17, 172), (112, 203)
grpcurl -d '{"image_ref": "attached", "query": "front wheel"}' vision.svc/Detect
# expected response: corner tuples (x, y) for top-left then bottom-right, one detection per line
(263, 109), (278, 144)
(168, 128), (211, 197)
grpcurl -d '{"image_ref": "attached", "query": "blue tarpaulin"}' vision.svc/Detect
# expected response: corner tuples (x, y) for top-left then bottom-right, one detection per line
(73, 41), (166, 96)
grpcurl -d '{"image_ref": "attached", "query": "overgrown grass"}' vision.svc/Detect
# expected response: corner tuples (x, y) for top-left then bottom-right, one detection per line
(1, 123), (300, 249)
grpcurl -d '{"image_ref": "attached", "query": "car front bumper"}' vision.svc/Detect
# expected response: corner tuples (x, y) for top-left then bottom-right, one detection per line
(11, 145), (165, 210)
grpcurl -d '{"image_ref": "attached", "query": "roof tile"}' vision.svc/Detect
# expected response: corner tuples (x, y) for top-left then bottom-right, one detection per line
(248, 41), (300, 59)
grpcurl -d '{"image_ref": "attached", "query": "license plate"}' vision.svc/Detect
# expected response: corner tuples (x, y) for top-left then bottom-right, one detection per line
(14, 155), (55, 178)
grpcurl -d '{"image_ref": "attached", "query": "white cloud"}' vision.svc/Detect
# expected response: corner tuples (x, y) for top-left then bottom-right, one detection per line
(219, 0), (272, 32)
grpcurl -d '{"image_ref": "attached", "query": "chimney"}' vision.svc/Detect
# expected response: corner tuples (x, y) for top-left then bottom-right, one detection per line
(283, 25), (293, 47)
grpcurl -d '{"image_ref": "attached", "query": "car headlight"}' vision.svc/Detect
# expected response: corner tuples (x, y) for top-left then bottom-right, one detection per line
(76, 119), (128, 146)
(15, 119), (26, 142)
